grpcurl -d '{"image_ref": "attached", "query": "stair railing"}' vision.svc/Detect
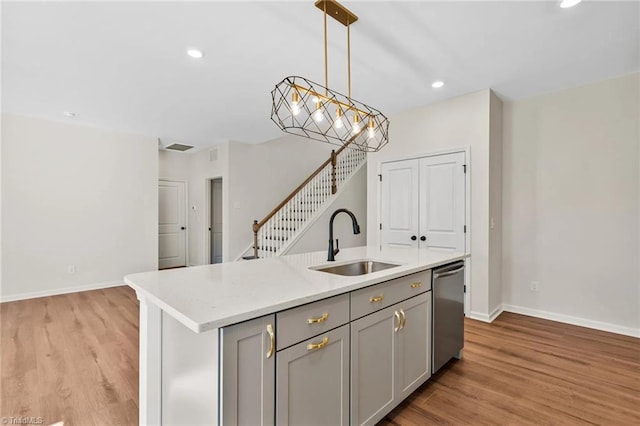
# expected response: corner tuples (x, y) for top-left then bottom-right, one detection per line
(252, 139), (358, 259)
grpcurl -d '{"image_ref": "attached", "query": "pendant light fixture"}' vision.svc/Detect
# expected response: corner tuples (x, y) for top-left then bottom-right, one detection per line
(270, 0), (389, 152)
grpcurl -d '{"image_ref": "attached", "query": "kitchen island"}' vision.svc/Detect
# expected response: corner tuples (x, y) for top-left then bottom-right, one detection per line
(125, 246), (467, 426)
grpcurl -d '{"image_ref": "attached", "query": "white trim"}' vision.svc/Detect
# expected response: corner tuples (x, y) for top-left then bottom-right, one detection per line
(204, 176), (224, 265)
(159, 178), (189, 268)
(379, 146), (471, 164)
(0, 280), (124, 303)
(467, 304), (504, 323)
(502, 304), (640, 338)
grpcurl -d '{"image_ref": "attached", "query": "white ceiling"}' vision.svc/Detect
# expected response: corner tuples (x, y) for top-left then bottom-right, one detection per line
(2, 1), (638, 148)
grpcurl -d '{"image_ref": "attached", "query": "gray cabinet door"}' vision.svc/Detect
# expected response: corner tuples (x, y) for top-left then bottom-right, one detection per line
(220, 314), (276, 425)
(276, 325), (350, 426)
(396, 292), (431, 400)
(350, 304), (399, 426)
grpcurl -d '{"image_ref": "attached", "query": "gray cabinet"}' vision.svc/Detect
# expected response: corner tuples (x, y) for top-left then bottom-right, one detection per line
(220, 314), (276, 426)
(351, 292), (432, 426)
(276, 325), (350, 426)
(396, 292), (431, 400)
(350, 304), (398, 426)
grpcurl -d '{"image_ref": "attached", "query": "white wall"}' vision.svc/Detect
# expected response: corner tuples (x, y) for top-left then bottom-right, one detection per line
(159, 145), (229, 266)
(1, 114), (158, 301)
(367, 90), (500, 319)
(160, 136), (340, 264)
(226, 136), (335, 260)
(502, 73), (639, 335)
(288, 164), (367, 255)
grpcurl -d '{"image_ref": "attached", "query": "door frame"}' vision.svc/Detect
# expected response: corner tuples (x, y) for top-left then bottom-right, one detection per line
(204, 176), (224, 264)
(376, 146), (471, 314)
(158, 178), (189, 269)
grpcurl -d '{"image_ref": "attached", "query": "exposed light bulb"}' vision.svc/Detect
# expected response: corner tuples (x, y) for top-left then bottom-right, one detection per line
(334, 107), (344, 129)
(291, 91), (301, 116)
(367, 117), (376, 139)
(312, 101), (324, 122)
(560, 0), (582, 8)
(352, 113), (361, 134)
(432, 81), (444, 88)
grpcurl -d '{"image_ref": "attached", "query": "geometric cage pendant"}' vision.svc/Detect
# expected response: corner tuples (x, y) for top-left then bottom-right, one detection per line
(271, 75), (389, 152)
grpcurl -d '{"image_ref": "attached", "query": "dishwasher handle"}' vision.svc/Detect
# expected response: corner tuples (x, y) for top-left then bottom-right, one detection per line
(433, 265), (464, 279)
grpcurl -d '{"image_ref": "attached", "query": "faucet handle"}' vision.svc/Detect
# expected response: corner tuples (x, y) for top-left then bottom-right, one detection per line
(335, 239), (340, 255)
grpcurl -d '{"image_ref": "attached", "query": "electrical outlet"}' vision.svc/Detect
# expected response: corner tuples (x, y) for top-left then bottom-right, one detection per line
(530, 281), (539, 292)
(67, 265), (76, 274)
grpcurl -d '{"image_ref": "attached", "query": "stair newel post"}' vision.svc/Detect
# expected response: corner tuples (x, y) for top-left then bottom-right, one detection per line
(331, 149), (337, 195)
(252, 220), (259, 259)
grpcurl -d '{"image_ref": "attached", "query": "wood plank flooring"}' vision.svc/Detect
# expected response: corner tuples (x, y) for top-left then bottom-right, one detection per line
(1, 286), (139, 426)
(1, 287), (638, 425)
(382, 312), (640, 426)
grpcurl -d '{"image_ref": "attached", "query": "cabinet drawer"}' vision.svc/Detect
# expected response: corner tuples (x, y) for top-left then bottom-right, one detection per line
(350, 270), (431, 320)
(276, 294), (349, 350)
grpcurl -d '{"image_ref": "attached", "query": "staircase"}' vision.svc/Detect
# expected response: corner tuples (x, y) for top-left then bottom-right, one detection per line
(246, 142), (366, 259)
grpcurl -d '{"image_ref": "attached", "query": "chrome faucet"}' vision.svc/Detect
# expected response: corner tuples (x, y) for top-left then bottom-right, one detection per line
(328, 208), (361, 261)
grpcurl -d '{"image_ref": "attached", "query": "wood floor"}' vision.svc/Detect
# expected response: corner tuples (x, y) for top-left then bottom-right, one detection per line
(1, 286), (139, 426)
(1, 287), (639, 425)
(382, 312), (640, 426)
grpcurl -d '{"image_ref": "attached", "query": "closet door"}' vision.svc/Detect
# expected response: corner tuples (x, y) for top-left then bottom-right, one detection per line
(418, 152), (466, 251)
(380, 159), (419, 247)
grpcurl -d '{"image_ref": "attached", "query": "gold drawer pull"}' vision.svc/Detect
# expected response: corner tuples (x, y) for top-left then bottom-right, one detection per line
(411, 282), (422, 289)
(370, 295), (384, 303)
(307, 336), (329, 351)
(266, 324), (275, 359)
(400, 309), (406, 329)
(307, 312), (329, 324)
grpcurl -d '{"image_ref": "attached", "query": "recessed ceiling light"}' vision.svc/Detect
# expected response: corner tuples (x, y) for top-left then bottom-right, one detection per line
(560, 0), (582, 8)
(187, 49), (204, 59)
(431, 81), (445, 89)
(63, 111), (76, 118)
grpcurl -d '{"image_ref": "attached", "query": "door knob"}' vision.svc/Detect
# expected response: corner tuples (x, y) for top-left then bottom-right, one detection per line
(420, 236), (426, 241)
(410, 235), (417, 241)
(181, 226), (186, 230)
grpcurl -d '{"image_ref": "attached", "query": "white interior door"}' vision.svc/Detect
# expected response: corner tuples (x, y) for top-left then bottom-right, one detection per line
(381, 159), (419, 247)
(159, 180), (186, 269)
(419, 152), (466, 251)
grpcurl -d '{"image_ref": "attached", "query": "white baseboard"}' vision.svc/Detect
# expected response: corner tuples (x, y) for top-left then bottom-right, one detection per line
(502, 304), (640, 338)
(0, 280), (125, 303)
(467, 304), (504, 323)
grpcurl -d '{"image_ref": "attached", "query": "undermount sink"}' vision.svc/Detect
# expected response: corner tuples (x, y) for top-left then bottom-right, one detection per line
(313, 260), (400, 276)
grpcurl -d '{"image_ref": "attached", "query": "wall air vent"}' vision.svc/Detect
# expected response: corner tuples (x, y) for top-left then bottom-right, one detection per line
(165, 143), (194, 152)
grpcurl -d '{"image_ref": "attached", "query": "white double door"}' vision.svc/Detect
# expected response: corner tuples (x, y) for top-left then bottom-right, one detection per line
(159, 180), (187, 269)
(381, 152), (466, 251)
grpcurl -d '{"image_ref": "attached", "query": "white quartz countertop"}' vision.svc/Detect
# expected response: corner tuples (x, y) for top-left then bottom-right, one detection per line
(125, 246), (467, 333)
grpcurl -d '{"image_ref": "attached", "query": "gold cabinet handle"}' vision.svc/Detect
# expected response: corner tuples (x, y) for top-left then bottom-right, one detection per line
(411, 282), (422, 289)
(370, 295), (384, 303)
(307, 312), (329, 324)
(399, 309), (406, 330)
(266, 324), (275, 359)
(307, 336), (329, 351)
(394, 311), (401, 332)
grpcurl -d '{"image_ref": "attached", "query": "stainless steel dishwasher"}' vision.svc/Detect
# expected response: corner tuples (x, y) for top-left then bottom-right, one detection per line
(432, 261), (465, 373)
